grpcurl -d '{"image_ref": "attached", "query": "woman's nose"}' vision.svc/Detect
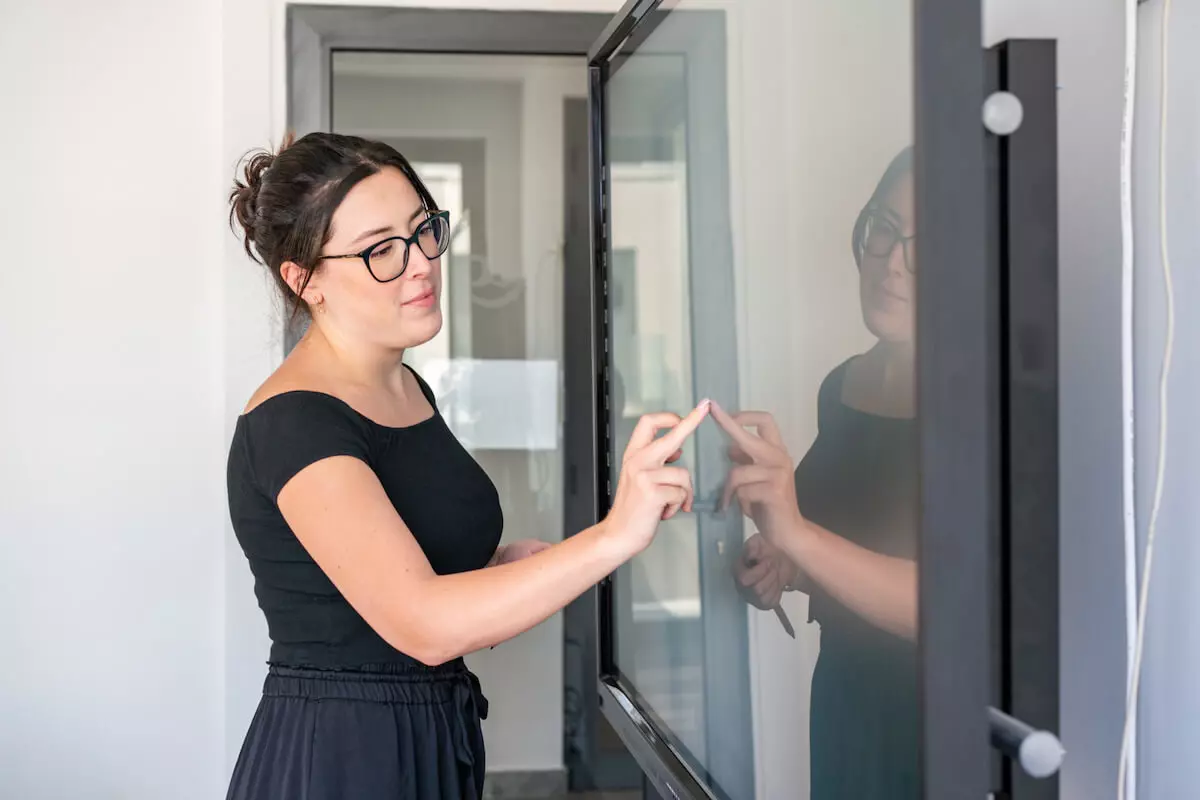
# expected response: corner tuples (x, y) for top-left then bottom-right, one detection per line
(887, 240), (908, 276)
(406, 246), (434, 280)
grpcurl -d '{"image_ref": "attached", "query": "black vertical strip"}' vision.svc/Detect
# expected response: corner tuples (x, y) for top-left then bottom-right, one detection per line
(914, 0), (994, 798)
(984, 42), (1009, 799)
(589, 61), (618, 678)
(562, 95), (602, 790)
(1001, 39), (1061, 800)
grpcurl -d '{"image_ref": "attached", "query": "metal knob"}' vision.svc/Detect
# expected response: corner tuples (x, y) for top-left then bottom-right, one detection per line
(988, 706), (1064, 779)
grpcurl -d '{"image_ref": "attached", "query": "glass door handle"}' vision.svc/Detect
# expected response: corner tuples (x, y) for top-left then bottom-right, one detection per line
(988, 706), (1064, 779)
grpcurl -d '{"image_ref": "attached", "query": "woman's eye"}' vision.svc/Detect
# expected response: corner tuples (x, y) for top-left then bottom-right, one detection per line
(374, 243), (393, 258)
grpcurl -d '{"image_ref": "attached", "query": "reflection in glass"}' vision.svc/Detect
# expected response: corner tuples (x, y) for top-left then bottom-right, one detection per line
(602, 2), (917, 798)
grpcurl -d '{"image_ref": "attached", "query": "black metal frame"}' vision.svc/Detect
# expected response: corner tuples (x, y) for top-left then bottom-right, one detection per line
(589, 0), (998, 798)
(913, 1), (994, 798)
(589, 3), (726, 799)
(987, 39), (1061, 800)
(284, 4), (613, 353)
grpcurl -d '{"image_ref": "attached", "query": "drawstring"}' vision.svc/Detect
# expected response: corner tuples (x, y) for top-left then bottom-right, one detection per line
(452, 670), (488, 769)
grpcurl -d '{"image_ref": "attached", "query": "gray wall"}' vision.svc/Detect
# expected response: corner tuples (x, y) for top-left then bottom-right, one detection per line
(1134, 1), (1200, 798)
(983, 2), (1129, 798)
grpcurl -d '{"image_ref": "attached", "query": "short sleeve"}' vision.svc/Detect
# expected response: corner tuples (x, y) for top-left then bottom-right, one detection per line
(241, 392), (372, 502)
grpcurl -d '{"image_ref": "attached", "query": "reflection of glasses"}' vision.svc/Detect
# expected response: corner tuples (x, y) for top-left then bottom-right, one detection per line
(856, 206), (916, 274)
(320, 210), (451, 283)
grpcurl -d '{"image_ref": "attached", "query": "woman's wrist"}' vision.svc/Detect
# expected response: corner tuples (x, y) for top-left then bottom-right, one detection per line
(778, 513), (820, 571)
(592, 519), (641, 565)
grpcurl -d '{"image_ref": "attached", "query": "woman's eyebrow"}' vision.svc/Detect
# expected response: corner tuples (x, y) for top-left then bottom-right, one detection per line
(349, 225), (394, 248)
(879, 205), (911, 231)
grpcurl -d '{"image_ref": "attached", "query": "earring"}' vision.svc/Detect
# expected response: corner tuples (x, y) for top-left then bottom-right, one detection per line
(313, 298), (326, 314)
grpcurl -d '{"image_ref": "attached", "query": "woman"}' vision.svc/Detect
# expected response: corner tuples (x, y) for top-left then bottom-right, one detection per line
(225, 132), (708, 800)
(721, 148), (918, 798)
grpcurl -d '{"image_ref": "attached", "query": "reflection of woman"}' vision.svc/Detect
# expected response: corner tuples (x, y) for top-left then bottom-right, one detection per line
(224, 133), (708, 800)
(719, 149), (918, 798)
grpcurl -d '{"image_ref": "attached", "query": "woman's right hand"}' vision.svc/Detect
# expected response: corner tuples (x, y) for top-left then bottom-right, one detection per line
(734, 533), (799, 610)
(603, 401), (711, 556)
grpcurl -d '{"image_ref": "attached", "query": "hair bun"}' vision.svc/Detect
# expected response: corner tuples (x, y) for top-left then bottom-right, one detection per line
(229, 133), (296, 263)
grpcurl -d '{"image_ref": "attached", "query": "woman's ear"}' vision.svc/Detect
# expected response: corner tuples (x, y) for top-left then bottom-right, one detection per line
(280, 261), (319, 306)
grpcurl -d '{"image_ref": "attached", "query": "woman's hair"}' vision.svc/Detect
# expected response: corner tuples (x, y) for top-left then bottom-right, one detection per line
(850, 146), (913, 267)
(229, 132), (438, 316)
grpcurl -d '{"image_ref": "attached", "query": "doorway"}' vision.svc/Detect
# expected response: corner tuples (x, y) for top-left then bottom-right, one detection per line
(288, 7), (640, 798)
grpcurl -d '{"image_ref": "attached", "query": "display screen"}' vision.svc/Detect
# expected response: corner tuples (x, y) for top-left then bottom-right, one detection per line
(601, 2), (918, 797)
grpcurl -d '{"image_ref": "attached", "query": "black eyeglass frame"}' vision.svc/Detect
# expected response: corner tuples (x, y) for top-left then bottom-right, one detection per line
(319, 209), (451, 283)
(854, 203), (917, 274)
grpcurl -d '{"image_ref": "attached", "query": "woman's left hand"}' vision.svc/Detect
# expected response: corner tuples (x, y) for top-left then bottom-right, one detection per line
(490, 539), (553, 566)
(711, 403), (809, 544)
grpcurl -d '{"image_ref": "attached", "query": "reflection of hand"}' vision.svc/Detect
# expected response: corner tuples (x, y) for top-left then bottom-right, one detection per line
(711, 403), (810, 544)
(490, 539), (553, 566)
(734, 533), (799, 610)
(603, 401), (711, 556)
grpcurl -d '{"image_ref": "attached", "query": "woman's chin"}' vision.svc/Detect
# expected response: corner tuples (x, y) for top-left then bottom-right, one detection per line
(382, 308), (443, 350)
(862, 308), (914, 346)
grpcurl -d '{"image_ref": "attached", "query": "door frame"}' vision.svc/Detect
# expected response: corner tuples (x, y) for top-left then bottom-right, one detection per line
(284, 4), (615, 353)
(913, 0), (994, 798)
(285, 6), (635, 793)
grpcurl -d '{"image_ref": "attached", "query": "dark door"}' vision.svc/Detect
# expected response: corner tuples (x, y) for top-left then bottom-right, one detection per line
(586, 2), (1007, 799)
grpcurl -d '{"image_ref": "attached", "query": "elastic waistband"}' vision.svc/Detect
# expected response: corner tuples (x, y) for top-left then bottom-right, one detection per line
(263, 659), (485, 712)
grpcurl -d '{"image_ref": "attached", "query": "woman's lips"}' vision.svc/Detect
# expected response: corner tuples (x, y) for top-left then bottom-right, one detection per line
(876, 284), (910, 303)
(404, 289), (436, 308)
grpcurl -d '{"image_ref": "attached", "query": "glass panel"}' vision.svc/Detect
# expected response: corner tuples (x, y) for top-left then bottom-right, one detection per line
(603, 2), (917, 798)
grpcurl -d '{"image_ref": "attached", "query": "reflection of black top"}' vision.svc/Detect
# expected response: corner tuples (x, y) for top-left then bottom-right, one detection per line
(793, 360), (919, 799)
(226, 367), (504, 668)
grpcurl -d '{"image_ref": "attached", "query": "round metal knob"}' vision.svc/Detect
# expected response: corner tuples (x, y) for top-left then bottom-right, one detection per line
(983, 91), (1024, 136)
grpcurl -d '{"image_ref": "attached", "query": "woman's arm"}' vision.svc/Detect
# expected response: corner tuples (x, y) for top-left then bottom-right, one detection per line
(278, 404), (708, 666)
(714, 404), (916, 640)
(487, 539), (553, 567)
(778, 519), (916, 640)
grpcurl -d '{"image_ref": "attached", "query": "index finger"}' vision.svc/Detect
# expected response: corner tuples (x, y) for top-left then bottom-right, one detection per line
(709, 401), (776, 462)
(645, 400), (711, 463)
(732, 411), (785, 448)
(624, 412), (683, 459)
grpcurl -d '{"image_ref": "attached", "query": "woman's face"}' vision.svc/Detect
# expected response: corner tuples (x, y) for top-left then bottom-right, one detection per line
(859, 169), (915, 346)
(305, 167), (443, 351)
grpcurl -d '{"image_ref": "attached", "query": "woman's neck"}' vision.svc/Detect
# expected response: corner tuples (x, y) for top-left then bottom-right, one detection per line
(300, 323), (409, 396)
(848, 341), (915, 418)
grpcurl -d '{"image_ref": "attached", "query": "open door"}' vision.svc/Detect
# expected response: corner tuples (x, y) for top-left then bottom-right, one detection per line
(585, 1), (1032, 799)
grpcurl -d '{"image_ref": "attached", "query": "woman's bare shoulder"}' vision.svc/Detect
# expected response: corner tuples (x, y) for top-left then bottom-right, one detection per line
(242, 353), (333, 414)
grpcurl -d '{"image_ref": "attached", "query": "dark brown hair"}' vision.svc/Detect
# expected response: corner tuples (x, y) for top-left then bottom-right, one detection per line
(851, 146), (913, 267)
(229, 132), (438, 316)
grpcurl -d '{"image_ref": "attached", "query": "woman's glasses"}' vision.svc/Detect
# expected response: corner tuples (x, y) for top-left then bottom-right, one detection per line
(857, 206), (916, 274)
(320, 210), (451, 283)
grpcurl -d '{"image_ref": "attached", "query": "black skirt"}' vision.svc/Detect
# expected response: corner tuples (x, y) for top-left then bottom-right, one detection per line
(226, 660), (488, 800)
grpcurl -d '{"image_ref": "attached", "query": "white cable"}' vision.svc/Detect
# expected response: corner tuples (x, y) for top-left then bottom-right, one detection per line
(1118, 1), (1175, 798)
(1118, 0), (1140, 793)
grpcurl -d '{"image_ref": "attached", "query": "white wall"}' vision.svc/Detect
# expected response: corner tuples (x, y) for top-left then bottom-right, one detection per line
(983, 3), (1130, 798)
(1133, 1), (1200, 798)
(0, 1), (226, 798)
(0, 2), (622, 798)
